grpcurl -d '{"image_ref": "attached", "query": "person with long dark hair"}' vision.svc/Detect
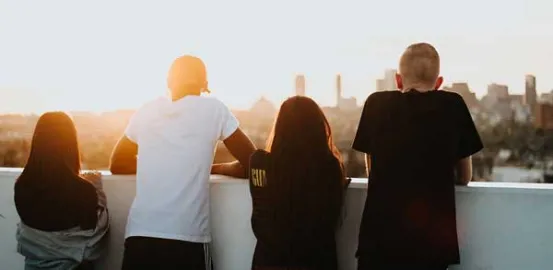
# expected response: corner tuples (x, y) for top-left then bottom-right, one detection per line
(14, 112), (109, 270)
(218, 96), (348, 270)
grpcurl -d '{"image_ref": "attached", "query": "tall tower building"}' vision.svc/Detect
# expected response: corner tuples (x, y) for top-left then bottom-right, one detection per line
(336, 74), (342, 106)
(295, 74), (306, 96)
(375, 69), (398, 91)
(376, 79), (385, 91)
(384, 69), (397, 90)
(525, 75), (537, 111)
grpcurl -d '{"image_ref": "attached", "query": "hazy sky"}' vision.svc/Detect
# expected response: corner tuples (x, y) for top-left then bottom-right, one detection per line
(1, 0), (553, 113)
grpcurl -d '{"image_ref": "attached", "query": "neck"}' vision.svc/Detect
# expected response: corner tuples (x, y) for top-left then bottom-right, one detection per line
(401, 86), (435, 93)
(170, 89), (200, 101)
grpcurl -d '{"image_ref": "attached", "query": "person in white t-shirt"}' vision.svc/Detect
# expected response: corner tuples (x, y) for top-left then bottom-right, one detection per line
(109, 55), (256, 270)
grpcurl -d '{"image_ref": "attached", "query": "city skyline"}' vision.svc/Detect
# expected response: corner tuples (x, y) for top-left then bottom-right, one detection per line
(2, 0), (553, 113)
(0, 69), (547, 114)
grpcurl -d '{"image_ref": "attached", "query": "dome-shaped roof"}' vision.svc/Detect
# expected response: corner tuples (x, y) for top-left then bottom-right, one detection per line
(250, 96), (277, 117)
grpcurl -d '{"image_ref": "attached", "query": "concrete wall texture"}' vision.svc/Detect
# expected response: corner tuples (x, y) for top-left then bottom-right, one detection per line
(1, 172), (553, 270)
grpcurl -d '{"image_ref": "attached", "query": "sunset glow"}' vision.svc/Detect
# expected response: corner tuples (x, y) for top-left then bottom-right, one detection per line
(1, 0), (552, 113)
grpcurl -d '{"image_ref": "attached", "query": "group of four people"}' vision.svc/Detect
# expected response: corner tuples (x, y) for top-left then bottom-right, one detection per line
(14, 42), (482, 270)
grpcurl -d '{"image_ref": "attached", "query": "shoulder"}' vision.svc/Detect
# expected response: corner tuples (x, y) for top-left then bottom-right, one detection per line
(75, 177), (97, 194)
(194, 96), (235, 117)
(365, 90), (394, 102)
(193, 96), (228, 108)
(132, 97), (167, 118)
(363, 91), (400, 106)
(142, 96), (167, 109)
(436, 91), (465, 104)
(438, 91), (472, 115)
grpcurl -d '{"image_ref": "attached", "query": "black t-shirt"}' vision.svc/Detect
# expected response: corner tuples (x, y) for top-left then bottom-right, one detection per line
(249, 150), (348, 269)
(352, 90), (483, 265)
(14, 177), (99, 231)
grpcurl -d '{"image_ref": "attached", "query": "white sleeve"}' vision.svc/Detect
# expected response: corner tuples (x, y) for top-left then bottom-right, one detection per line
(219, 103), (239, 141)
(124, 108), (145, 143)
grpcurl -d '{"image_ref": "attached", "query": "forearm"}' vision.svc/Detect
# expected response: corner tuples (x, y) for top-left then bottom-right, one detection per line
(455, 156), (473, 185)
(365, 154), (371, 178)
(109, 159), (137, 175)
(109, 136), (138, 175)
(212, 161), (247, 178)
(455, 170), (471, 186)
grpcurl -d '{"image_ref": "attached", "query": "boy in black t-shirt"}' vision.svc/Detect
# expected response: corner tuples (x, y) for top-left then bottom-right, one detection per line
(352, 43), (483, 270)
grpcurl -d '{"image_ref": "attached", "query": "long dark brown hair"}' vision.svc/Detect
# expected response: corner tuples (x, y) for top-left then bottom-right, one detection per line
(266, 96), (345, 231)
(17, 112), (82, 187)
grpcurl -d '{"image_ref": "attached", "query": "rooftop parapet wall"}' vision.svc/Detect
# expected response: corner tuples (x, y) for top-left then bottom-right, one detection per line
(1, 171), (553, 270)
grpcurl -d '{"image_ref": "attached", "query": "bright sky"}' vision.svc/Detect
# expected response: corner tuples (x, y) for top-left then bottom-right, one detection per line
(1, 0), (553, 113)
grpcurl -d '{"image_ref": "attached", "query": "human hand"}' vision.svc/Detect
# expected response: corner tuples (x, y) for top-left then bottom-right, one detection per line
(211, 164), (223, 175)
(81, 171), (102, 184)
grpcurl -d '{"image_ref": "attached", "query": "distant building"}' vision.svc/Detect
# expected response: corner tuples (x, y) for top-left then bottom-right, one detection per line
(510, 94), (524, 105)
(375, 69), (397, 91)
(511, 100), (531, 123)
(525, 75), (537, 112)
(481, 83), (509, 110)
(478, 84), (532, 123)
(487, 83), (509, 99)
(442, 82), (479, 109)
(539, 91), (553, 104)
(535, 103), (553, 130)
(335, 74), (358, 111)
(295, 74), (306, 96)
(250, 96), (277, 118)
(376, 79), (385, 91)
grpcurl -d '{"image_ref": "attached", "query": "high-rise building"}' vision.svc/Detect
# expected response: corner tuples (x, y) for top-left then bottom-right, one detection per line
(385, 69), (397, 90)
(510, 95), (524, 105)
(535, 103), (553, 130)
(375, 69), (397, 91)
(335, 74), (358, 111)
(539, 90), (553, 104)
(481, 83), (510, 110)
(525, 75), (537, 110)
(442, 82), (479, 109)
(376, 79), (385, 91)
(487, 83), (509, 100)
(295, 74), (306, 96)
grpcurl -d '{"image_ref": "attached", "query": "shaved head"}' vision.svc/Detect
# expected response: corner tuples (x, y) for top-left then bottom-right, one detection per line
(398, 43), (442, 90)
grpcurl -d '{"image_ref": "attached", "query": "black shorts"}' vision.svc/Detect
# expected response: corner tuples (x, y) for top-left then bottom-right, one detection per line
(357, 257), (448, 270)
(121, 236), (212, 270)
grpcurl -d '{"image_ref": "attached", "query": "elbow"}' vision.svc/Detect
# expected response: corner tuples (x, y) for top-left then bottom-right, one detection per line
(109, 159), (136, 175)
(227, 162), (248, 179)
(456, 176), (471, 186)
(234, 165), (247, 179)
(109, 164), (123, 175)
(456, 170), (472, 186)
(455, 156), (473, 186)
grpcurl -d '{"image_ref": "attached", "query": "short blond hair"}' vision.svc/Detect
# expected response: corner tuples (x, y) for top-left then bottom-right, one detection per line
(399, 43), (440, 88)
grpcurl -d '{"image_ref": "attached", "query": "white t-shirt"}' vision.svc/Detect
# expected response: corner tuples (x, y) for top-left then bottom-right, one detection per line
(124, 95), (239, 243)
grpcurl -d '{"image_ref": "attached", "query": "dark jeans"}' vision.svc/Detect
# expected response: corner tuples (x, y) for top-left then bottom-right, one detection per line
(75, 261), (94, 270)
(121, 236), (212, 270)
(254, 268), (312, 270)
(357, 257), (448, 270)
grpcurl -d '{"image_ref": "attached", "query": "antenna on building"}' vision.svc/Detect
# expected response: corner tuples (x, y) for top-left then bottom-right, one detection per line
(336, 74), (342, 107)
(295, 74), (306, 96)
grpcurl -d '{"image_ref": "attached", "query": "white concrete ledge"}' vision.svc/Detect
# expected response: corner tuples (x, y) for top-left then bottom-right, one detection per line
(1, 170), (553, 269)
